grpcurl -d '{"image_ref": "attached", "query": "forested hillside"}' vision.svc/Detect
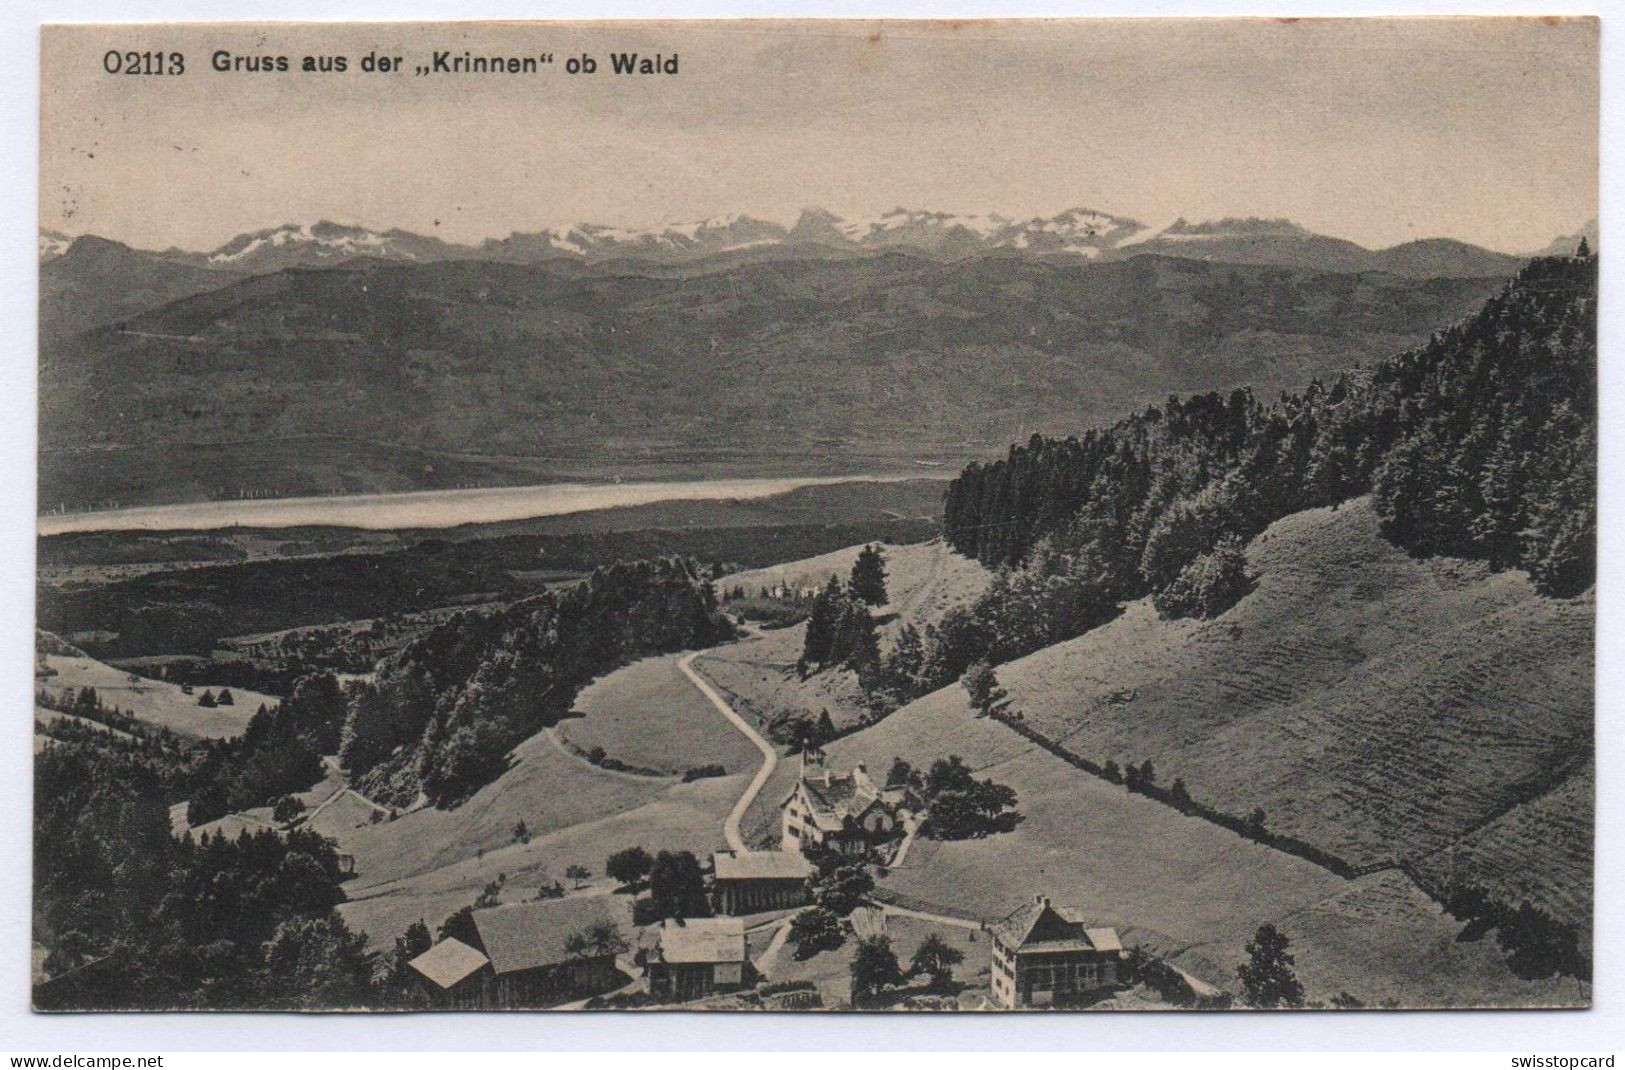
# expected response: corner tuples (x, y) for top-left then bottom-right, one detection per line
(34, 738), (368, 1009)
(342, 558), (735, 806)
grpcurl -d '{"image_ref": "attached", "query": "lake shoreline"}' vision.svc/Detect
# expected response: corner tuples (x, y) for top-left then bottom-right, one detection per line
(37, 473), (949, 537)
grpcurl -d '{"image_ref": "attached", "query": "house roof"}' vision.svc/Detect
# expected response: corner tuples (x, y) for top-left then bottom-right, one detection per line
(653, 917), (747, 965)
(1084, 927), (1123, 953)
(472, 896), (624, 976)
(991, 898), (1120, 955)
(796, 771), (895, 831)
(713, 851), (814, 882)
(408, 937), (490, 990)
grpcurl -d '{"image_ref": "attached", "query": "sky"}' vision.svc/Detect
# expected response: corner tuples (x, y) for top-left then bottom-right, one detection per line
(40, 18), (1598, 254)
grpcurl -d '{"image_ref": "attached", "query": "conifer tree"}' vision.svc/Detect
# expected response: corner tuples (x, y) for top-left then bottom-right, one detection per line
(849, 544), (889, 606)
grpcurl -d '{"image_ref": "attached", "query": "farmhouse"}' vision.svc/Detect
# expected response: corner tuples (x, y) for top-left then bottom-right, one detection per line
(644, 917), (750, 1002)
(409, 897), (625, 1009)
(474, 898), (624, 1007)
(711, 850), (813, 914)
(780, 749), (912, 857)
(989, 895), (1122, 1009)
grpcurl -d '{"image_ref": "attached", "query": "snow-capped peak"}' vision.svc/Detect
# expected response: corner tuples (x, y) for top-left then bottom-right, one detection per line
(207, 221), (401, 265)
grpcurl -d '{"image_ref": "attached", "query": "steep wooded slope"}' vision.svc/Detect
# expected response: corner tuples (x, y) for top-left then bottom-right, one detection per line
(920, 499), (1592, 931)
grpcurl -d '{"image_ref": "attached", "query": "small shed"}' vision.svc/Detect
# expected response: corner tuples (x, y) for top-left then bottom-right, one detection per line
(712, 851), (813, 914)
(407, 937), (492, 1008)
(646, 917), (750, 1003)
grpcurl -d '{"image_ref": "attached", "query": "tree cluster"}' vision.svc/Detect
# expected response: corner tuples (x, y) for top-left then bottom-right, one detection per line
(35, 737), (370, 1010)
(942, 252), (1597, 642)
(185, 672), (350, 827)
(799, 576), (880, 677)
(340, 557), (735, 806)
(1444, 883), (1588, 981)
(630, 850), (711, 925)
(917, 755), (1020, 840)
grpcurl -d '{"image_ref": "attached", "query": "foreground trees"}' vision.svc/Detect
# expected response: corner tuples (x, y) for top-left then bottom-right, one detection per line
(909, 933), (965, 991)
(1236, 924), (1306, 1009)
(920, 755), (1020, 840)
(849, 935), (906, 1007)
(35, 738), (370, 1009)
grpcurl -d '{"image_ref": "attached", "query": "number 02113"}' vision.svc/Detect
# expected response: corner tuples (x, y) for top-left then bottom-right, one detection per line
(103, 50), (185, 75)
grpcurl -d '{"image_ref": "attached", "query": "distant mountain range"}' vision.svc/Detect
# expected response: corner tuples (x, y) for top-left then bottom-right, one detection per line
(41, 247), (1506, 508)
(36, 206), (1586, 511)
(39, 207), (1574, 279)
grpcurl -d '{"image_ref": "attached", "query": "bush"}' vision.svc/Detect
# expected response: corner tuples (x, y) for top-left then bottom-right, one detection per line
(788, 907), (846, 959)
(1153, 536), (1252, 620)
(723, 597), (811, 629)
(606, 846), (653, 890)
(682, 764), (726, 782)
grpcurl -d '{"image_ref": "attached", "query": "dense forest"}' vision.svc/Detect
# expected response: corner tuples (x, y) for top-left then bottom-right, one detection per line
(935, 250), (1595, 651)
(342, 557), (735, 805)
(34, 741), (369, 1009)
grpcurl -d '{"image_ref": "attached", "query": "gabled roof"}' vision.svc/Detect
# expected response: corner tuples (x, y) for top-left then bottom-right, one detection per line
(653, 917), (747, 965)
(1084, 927), (1123, 953)
(408, 937), (490, 990)
(795, 770), (895, 830)
(713, 851), (814, 881)
(991, 898), (1120, 955)
(472, 896), (624, 976)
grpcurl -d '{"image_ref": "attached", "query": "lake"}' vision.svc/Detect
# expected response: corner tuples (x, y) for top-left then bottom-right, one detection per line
(36, 474), (933, 536)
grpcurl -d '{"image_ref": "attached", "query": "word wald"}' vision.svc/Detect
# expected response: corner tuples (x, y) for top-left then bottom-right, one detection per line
(609, 52), (679, 74)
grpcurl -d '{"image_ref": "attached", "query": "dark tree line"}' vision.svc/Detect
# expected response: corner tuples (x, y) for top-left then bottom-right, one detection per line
(342, 557), (736, 806)
(35, 740), (370, 1010)
(943, 251), (1596, 628)
(185, 673), (349, 827)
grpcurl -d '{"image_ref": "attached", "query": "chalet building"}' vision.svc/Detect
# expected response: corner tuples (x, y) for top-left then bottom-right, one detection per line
(711, 850), (813, 914)
(408, 897), (625, 1009)
(780, 749), (912, 857)
(644, 917), (750, 1003)
(989, 895), (1123, 1009)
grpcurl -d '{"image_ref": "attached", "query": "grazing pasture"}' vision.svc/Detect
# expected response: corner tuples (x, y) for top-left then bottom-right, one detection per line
(556, 653), (762, 776)
(818, 670), (1576, 1007)
(972, 499), (1592, 932)
(36, 652), (270, 738)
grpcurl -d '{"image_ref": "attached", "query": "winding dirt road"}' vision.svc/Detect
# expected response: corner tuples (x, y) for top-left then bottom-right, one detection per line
(677, 649), (777, 854)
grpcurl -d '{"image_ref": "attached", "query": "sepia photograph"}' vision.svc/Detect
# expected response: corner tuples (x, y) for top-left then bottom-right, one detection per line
(29, 16), (1598, 1017)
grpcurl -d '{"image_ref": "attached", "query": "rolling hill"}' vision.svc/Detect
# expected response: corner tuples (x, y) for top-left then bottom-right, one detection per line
(803, 498), (1588, 1004)
(40, 253), (1505, 508)
(871, 498), (1591, 936)
(40, 236), (243, 341)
